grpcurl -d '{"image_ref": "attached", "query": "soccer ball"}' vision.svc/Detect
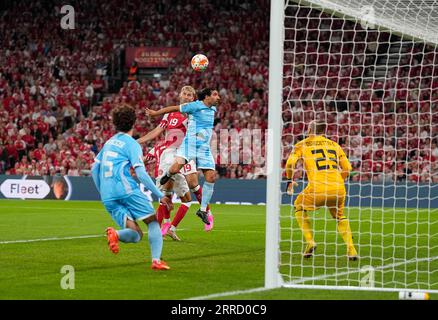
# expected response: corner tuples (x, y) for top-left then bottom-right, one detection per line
(191, 54), (209, 72)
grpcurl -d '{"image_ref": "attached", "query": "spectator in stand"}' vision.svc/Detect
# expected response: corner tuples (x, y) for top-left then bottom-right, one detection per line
(14, 136), (27, 161)
(0, 141), (7, 174)
(5, 139), (19, 169)
(92, 75), (105, 105)
(62, 103), (77, 132)
(67, 161), (80, 177)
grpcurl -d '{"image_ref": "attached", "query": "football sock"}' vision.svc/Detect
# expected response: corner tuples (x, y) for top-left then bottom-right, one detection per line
(337, 218), (354, 248)
(295, 209), (314, 244)
(117, 228), (141, 243)
(191, 185), (210, 212)
(171, 203), (191, 228)
(156, 203), (170, 225)
(147, 221), (163, 261)
(163, 207), (171, 220)
(200, 182), (214, 212)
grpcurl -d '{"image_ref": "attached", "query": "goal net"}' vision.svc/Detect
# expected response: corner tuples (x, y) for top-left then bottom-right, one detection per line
(266, 0), (438, 293)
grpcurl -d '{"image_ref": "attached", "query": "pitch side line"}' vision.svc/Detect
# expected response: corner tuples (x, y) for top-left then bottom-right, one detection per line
(0, 228), (265, 245)
(0, 205), (266, 215)
(0, 234), (104, 244)
(185, 287), (269, 300)
(0, 206), (105, 212)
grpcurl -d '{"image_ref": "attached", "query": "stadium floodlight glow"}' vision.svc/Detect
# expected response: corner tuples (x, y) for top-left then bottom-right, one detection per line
(266, 0), (438, 294)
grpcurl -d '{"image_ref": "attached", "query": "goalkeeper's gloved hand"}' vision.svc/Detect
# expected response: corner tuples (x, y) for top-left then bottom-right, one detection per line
(286, 181), (298, 196)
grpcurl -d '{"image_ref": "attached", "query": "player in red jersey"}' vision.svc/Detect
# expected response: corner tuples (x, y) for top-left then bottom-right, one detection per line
(138, 86), (213, 240)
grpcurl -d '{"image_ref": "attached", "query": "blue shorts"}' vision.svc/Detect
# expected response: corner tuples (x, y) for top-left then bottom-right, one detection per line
(103, 190), (155, 228)
(177, 137), (215, 170)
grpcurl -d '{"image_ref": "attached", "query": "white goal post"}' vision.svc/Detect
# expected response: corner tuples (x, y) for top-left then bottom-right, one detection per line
(266, 0), (438, 293)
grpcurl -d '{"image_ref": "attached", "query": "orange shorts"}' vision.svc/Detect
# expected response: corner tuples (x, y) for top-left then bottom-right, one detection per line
(294, 185), (346, 219)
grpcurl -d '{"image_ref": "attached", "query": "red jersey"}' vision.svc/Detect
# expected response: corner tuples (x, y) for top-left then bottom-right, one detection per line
(146, 112), (188, 177)
(146, 143), (167, 177)
(158, 112), (187, 150)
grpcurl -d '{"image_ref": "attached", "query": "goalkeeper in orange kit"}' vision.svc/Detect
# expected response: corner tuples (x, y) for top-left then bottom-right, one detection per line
(286, 121), (358, 261)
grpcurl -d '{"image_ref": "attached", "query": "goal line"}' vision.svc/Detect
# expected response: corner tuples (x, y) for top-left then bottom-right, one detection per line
(283, 255), (438, 293)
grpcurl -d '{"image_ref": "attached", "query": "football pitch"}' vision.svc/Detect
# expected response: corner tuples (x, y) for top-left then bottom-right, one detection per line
(0, 200), (436, 300)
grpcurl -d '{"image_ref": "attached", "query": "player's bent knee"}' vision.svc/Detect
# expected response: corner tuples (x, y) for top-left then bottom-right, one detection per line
(143, 214), (157, 225)
(125, 223), (143, 242)
(204, 170), (216, 183)
(180, 192), (191, 202)
(175, 157), (187, 165)
(135, 230), (143, 241)
(294, 206), (303, 213)
(186, 175), (198, 189)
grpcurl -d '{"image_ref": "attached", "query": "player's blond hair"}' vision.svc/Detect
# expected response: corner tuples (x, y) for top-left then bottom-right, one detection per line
(180, 85), (196, 97)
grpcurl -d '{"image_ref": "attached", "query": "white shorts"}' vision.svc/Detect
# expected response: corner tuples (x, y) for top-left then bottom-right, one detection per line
(156, 148), (190, 198)
(181, 160), (197, 176)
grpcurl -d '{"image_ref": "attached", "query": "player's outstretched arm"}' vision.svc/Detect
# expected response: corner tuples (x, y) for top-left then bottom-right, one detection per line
(285, 153), (299, 195)
(146, 105), (180, 117)
(339, 156), (352, 180)
(285, 153), (298, 180)
(137, 126), (165, 144)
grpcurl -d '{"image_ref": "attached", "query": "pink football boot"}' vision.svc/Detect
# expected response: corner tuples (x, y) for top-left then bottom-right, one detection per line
(204, 212), (214, 232)
(161, 222), (171, 237)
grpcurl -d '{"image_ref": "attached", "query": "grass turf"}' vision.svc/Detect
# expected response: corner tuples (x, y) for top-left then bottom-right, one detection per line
(0, 200), (436, 300)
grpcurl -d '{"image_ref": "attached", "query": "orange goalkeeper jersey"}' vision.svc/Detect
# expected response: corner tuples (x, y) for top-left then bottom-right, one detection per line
(286, 135), (352, 190)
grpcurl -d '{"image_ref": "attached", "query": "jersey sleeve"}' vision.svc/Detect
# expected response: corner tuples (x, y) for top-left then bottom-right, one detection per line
(180, 101), (197, 114)
(159, 113), (169, 129)
(144, 148), (156, 164)
(126, 141), (145, 169)
(285, 143), (302, 179)
(94, 149), (103, 164)
(337, 144), (352, 173)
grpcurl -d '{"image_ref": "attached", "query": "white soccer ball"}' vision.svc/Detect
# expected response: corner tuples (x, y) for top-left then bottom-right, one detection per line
(191, 54), (209, 72)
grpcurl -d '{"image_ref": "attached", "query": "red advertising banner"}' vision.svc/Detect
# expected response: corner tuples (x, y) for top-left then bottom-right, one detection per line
(125, 47), (181, 68)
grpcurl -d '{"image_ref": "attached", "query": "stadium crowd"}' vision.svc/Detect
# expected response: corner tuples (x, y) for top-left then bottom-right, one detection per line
(0, 1), (436, 183)
(282, 7), (438, 184)
(0, 0), (269, 179)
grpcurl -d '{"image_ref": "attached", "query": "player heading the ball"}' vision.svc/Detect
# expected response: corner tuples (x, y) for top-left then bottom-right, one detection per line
(146, 88), (220, 226)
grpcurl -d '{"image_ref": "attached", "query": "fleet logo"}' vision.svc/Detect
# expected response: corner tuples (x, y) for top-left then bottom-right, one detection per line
(0, 179), (51, 199)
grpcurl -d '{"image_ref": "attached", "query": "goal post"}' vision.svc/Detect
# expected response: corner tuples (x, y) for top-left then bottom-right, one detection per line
(266, 0), (438, 293)
(265, 0), (286, 289)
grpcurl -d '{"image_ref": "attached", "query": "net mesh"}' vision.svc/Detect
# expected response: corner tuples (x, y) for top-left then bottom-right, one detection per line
(280, 0), (438, 291)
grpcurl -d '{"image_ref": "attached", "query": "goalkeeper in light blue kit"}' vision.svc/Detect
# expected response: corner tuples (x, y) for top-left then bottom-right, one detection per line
(91, 104), (173, 271)
(146, 88), (220, 225)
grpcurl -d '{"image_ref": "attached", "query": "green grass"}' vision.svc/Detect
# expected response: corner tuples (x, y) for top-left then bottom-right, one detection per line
(279, 206), (438, 291)
(0, 200), (436, 300)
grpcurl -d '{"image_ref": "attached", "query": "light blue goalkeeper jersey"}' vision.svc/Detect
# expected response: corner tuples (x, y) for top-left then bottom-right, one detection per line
(94, 132), (162, 201)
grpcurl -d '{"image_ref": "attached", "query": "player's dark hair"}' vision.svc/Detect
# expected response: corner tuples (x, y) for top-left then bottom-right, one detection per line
(197, 88), (213, 101)
(112, 104), (136, 132)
